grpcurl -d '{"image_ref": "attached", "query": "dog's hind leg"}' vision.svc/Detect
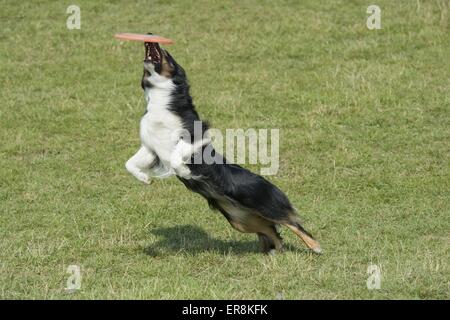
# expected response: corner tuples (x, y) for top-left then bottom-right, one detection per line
(257, 233), (274, 253)
(257, 225), (283, 254)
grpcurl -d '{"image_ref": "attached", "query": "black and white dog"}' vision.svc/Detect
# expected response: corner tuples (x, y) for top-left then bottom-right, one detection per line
(125, 41), (321, 254)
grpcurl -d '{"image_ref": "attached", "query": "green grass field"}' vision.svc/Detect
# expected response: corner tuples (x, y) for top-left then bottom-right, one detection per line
(1, 0), (449, 299)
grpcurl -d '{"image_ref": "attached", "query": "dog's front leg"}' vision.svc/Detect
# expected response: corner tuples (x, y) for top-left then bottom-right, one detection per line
(170, 138), (211, 178)
(170, 139), (193, 178)
(125, 146), (157, 184)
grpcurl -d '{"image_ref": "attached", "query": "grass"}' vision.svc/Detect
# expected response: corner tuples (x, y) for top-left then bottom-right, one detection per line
(0, 0), (449, 299)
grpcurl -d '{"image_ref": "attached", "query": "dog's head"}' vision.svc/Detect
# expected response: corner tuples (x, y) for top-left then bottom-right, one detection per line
(142, 40), (185, 89)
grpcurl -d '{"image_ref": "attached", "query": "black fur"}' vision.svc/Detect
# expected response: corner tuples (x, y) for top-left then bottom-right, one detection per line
(156, 54), (297, 224)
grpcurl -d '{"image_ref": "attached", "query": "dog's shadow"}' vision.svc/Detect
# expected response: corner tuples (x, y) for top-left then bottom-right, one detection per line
(144, 225), (256, 256)
(143, 225), (307, 256)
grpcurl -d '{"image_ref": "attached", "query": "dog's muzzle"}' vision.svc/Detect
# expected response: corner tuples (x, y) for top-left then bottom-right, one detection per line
(144, 42), (162, 64)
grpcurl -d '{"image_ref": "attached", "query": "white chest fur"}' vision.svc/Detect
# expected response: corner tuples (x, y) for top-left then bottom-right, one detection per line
(139, 86), (183, 167)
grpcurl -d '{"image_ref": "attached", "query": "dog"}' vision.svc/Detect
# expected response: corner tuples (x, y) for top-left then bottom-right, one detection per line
(125, 40), (321, 254)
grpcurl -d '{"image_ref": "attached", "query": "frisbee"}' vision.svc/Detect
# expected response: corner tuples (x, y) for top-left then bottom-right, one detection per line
(114, 33), (174, 45)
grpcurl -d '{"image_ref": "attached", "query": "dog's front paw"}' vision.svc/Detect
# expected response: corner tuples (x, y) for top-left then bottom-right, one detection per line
(126, 159), (152, 185)
(170, 150), (192, 178)
(174, 164), (192, 178)
(136, 172), (151, 184)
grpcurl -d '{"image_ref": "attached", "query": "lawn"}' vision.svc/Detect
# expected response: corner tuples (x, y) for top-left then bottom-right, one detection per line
(0, 0), (449, 299)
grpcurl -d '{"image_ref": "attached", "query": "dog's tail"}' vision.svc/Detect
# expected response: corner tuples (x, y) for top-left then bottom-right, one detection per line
(285, 215), (322, 254)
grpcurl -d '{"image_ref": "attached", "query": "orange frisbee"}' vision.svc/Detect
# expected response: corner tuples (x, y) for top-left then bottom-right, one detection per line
(114, 33), (174, 45)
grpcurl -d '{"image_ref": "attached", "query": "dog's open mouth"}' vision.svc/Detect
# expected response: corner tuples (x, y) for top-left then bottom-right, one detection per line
(145, 42), (162, 64)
